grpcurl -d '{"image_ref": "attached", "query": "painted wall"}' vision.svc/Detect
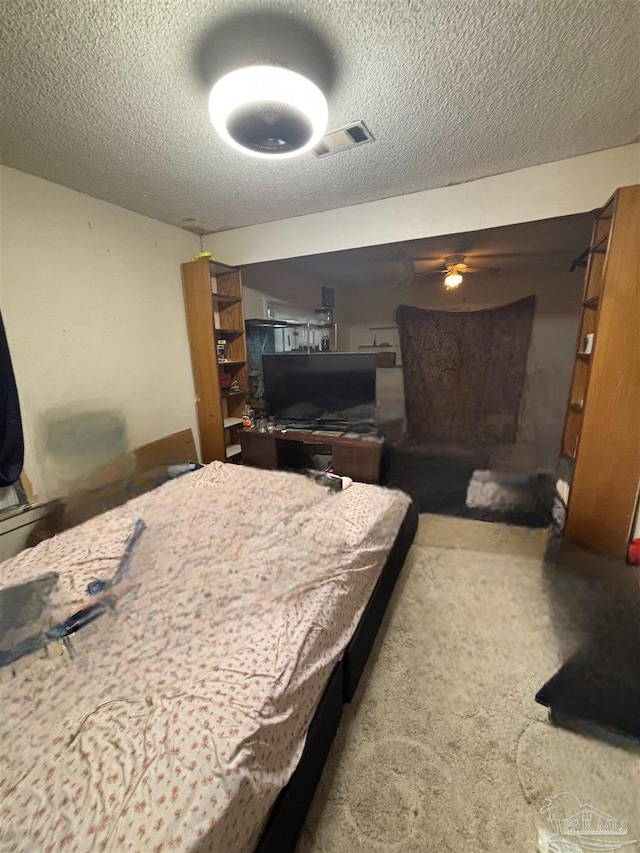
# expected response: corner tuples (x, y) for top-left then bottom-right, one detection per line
(0, 166), (199, 499)
(242, 262), (325, 315)
(342, 271), (583, 468)
(204, 144), (640, 265)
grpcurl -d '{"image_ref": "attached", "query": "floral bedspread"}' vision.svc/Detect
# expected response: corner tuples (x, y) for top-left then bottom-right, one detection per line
(0, 462), (410, 853)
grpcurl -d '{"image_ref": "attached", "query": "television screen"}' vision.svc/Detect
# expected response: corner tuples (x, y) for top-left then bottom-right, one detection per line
(262, 353), (376, 425)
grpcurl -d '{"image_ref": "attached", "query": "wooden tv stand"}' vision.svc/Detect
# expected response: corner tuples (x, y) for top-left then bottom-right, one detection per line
(239, 428), (384, 484)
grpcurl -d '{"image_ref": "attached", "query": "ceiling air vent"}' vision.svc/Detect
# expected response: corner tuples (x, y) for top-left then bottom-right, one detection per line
(313, 121), (374, 157)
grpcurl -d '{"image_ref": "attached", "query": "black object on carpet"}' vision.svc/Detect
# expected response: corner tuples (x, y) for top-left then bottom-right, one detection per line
(536, 549), (640, 741)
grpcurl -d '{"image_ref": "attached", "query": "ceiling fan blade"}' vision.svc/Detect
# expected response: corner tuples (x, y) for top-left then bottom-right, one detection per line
(412, 261), (448, 273)
(463, 265), (501, 274)
(461, 250), (547, 260)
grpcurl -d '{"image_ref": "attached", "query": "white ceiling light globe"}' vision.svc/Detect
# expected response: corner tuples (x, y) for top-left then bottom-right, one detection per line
(209, 65), (328, 159)
(444, 271), (463, 289)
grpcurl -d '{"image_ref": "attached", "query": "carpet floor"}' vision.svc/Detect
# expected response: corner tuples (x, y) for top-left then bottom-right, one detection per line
(297, 515), (639, 852)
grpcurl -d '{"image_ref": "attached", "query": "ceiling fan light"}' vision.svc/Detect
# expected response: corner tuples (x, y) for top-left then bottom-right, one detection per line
(208, 65), (328, 159)
(444, 271), (463, 289)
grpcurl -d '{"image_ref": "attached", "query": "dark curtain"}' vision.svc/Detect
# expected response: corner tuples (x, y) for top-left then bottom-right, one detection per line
(397, 296), (536, 448)
(0, 312), (24, 486)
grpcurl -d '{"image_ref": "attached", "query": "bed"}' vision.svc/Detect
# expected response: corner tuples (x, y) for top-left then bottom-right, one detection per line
(0, 461), (416, 853)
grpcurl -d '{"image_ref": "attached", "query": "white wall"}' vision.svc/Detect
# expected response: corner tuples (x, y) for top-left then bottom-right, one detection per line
(343, 271), (583, 468)
(204, 144), (640, 265)
(0, 166), (199, 499)
(242, 285), (268, 321)
(242, 261), (325, 314)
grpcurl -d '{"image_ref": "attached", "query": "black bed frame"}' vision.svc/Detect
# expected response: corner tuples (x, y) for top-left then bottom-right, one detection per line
(256, 502), (418, 852)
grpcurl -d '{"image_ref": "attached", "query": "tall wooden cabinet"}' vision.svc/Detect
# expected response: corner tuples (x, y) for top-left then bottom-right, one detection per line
(560, 184), (640, 558)
(181, 259), (248, 463)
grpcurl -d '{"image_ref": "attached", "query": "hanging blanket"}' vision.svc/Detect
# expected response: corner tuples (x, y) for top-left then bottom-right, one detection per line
(396, 296), (535, 447)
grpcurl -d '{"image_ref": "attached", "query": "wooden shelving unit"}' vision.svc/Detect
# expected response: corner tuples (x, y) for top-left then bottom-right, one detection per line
(560, 184), (640, 558)
(181, 258), (248, 463)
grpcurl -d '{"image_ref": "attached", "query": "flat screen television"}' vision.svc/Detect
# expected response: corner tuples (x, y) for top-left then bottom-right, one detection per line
(262, 352), (376, 426)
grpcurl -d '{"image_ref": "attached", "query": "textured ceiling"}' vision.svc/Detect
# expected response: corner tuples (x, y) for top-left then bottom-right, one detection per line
(270, 213), (594, 288)
(1, 0), (638, 233)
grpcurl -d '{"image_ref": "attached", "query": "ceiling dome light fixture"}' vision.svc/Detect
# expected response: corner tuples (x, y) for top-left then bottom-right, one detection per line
(208, 64), (328, 159)
(444, 270), (463, 289)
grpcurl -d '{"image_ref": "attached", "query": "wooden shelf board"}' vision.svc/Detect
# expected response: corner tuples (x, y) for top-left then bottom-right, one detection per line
(569, 402), (584, 413)
(225, 443), (242, 459)
(570, 231), (610, 271)
(215, 327), (244, 338)
(212, 293), (242, 307)
(221, 388), (247, 398)
(217, 360), (246, 367)
(224, 417), (243, 429)
(590, 233), (610, 253)
(582, 297), (600, 309)
(597, 193), (616, 219)
(209, 260), (237, 277)
(576, 352), (591, 362)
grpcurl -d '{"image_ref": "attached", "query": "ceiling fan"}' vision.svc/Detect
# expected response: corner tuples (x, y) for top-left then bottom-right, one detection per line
(411, 254), (501, 289)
